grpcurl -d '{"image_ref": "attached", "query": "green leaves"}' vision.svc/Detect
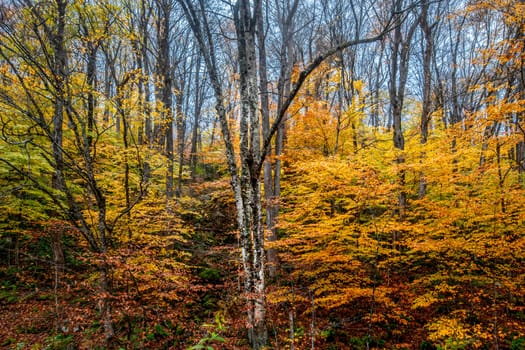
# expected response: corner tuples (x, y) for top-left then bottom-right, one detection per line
(188, 332), (226, 350)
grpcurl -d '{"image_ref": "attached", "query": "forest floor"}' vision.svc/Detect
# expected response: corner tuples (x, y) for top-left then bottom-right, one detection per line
(0, 178), (249, 349)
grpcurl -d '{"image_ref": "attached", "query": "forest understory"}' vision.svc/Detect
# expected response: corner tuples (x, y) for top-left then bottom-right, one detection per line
(1, 159), (524, 349)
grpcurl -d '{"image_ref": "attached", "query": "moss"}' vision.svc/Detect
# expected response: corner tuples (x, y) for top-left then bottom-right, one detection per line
(198, 268), (222, 283)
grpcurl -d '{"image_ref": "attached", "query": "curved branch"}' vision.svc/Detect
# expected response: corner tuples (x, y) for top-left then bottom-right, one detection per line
(256, 17), (398, 174)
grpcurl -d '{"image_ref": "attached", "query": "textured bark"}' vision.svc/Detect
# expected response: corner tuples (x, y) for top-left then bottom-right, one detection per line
(51, 0), (67, 192)
(258, 0), (298, 280)
(389, 0), (417, 216)
(418, 0), (434, 199)
(155, 0), (174, 198)
(190, 54), (203, 180)
(235, 1), (267, 346)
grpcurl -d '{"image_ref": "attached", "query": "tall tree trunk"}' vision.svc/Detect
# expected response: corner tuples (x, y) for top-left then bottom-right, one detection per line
(156, 0), (174, 199)
(418, 0), (434, 199)
(143, 3), (153, 146)
(119, 85), (132, 237)
(235, 1), (267, 346)
(389, 1), (417, 217)
(134, 0), (153, 185)
(50, 0), (67, 330)
(175, 84), (186, 198)
(51, 0), (66, 193)
(177, 0), (266, 345)
(190, 54), (203, 180)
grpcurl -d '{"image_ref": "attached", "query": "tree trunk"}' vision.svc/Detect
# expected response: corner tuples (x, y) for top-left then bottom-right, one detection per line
(190, 54), (203, 180)
(389, 0), (417, 217)
(175, 86), (186, 198)
(51, 0), (67, 192)
(155, 0), (174, 199)
(235, 1), (267, 346)
(418, 0), (433, 199)
(133, 0), (153, 185)
(50, 0), (67, 330)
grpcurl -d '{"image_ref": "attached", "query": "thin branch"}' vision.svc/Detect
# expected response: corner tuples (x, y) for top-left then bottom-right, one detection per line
(256, 15), (399, 174)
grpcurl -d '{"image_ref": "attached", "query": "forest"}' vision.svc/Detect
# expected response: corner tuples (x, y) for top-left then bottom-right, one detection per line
(0, 0), (524, 349)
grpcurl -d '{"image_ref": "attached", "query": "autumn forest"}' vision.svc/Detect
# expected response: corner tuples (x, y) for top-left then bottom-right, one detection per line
(0, 0), (524, 349)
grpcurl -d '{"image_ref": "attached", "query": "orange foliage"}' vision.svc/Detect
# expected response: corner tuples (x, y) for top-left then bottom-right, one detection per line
(267, 41), (525, 347)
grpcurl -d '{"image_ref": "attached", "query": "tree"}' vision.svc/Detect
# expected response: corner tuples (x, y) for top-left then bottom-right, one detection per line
(177, 0), (399, 347)
(417, 0), (442, 198)
(0, 0), (145, 343)
(126, 0), (155, 185)
(189, 51), (206, 180)
(154, 0), (175, 198)
(387, 0), (418, 216)
(259, 0), (300, 279)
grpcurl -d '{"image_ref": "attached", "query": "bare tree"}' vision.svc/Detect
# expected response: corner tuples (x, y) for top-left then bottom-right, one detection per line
(388, 0), (418, 217)
(189, 52), (206, 180)
(417, 0), (443, 198)
(259, 0), (300, 279)
(154, 0), (175, 198)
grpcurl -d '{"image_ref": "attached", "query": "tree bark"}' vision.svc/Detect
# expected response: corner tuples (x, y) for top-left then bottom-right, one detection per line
(175, 82), (186, 198)
(49, 0), (67, 331)
(190, 53), (203, 180)
(418, 0), (434, 199)
(389, 0), (417, 217)
(234, 1), (267, 346)
(155, 0), (174, 199)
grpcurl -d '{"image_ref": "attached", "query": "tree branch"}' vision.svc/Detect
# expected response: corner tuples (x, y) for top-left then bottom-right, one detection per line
(256, 16), (399, 174)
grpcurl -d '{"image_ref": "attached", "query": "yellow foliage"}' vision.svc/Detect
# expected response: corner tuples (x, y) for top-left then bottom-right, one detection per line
(426, 316), (473, 348)
(411, 293), (439, 309)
